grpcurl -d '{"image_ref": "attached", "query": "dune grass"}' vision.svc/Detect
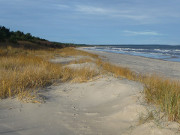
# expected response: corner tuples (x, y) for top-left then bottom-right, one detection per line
(59, 48), (180, 122)
(58, 47), (99, 58)
(96, 59), (180, 122)
(143, 75), (180, 121)
(0, 46), (99, 101)
(61, 67), (99, 82)
(96, 60), (136, 80)
(96, 60), (180, 122)
(69, 58), (95, 65)
(0, 55), (63, 99)
(1, 46), (180, 122)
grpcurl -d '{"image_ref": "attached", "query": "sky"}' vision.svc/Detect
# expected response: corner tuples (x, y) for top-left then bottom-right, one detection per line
(0, 0), (180, 45)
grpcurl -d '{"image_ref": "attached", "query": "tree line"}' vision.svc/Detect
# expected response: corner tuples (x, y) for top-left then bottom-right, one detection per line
(0, 26), (87, 49)
(0, 26), (46, 43)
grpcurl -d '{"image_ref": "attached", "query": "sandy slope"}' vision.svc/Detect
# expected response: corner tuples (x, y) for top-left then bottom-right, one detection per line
(0, 51), (180, 135)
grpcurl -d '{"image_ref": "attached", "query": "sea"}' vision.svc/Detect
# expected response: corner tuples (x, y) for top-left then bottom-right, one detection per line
(85, 45), (180, 62)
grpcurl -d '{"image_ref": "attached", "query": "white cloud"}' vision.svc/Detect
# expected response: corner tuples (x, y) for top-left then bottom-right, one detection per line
(123, 30), (161, 36)
(75, 5), (152, 22)
(74, 4), (180, 24)
(75, 5), (112, 15)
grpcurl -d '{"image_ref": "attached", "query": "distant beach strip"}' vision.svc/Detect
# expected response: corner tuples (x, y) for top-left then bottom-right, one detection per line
(86, 45), (180, 62)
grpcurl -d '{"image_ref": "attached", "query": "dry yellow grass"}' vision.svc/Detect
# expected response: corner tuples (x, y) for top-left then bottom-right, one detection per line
(1, 46), (180, 122)
(61, 67), (99, 82)
(66, 50), (180, 122)
(69, 58), (94, 65)
(0, 47), (99, 100)
(96, 59), (136, 80)
(96, 59), (180, 122)
(0, 45), (60, 59)
(0, 55), (63, 98)
(58, 47), (99, 58)
(143, 75), (180, 121)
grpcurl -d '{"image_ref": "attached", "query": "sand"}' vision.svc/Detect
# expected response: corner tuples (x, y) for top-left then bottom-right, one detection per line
(79, 47), (180, 80)
(0, 49), (180, 135)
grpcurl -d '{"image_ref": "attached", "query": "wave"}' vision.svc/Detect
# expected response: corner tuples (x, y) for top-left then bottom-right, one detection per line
(88, 45), (180, 62)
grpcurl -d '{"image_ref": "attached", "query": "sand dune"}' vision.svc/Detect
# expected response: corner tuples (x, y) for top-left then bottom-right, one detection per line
(0, 50), (180, 135)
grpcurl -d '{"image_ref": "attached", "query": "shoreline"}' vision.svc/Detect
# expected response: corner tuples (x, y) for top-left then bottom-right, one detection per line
(80, 47), (180, 63)
(79, 47), (180, 80)
(93, 50), (180, 63)
(84, 46), (180, 63)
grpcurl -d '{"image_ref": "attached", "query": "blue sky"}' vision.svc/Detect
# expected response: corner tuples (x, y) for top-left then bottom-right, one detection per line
(0, 0), (180, 45)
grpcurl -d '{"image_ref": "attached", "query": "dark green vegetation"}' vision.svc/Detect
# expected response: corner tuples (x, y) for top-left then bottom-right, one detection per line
(0, 26), (45, 43)
(0, 26), (77, 49)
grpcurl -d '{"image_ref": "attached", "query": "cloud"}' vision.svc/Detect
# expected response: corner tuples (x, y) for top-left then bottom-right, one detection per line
(2, 0), (180, 26)
(123, 30), (162, 36)
(75, 5), (149, 21)
(74, 3), (180, 24)
(75, 5), (112, 15)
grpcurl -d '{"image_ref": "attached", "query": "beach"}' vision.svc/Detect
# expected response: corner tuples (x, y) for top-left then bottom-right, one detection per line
(1, 0), (180, 134)
(0, 48), (180, 135)
(79, 47), (180, 79)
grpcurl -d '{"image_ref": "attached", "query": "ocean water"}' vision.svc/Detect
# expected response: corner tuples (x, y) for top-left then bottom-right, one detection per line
(86, 45), (180, 62)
